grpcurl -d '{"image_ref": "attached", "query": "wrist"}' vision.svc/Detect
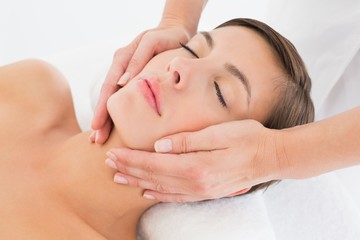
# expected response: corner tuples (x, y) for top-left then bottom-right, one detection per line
(159, 15), (197, 40)
(159, 0), (206, 40)
(275, 125), (315, 180)
(251, 126), (285, 183)
(273, 128), (294, 180)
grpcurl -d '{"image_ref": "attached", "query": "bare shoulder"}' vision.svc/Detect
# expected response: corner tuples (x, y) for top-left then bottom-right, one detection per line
(0, 59), (70, 105)
(0, 59), (80, 134)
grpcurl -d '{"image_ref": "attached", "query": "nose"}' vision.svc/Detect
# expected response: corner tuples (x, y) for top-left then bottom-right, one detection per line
(166, 57), (209, 90)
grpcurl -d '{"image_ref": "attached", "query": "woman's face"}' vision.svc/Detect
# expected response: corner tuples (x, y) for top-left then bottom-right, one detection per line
(107, 26), (284, 150)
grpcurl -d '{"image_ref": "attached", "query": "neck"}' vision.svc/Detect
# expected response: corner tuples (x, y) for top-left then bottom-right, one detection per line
(48, 130), (156, 240)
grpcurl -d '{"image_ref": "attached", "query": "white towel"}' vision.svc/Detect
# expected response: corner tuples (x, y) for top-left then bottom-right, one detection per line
(138, 174), (360, 240)
(138, 192), (276, 240)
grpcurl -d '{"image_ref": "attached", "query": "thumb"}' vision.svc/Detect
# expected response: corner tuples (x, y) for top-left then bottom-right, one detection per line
(154, 125), (227, 153)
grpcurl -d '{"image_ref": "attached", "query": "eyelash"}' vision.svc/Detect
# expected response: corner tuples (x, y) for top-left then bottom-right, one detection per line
(179, 42), (199, 58)
(179, 43), (228, 108)
(214, 81), (227, 108)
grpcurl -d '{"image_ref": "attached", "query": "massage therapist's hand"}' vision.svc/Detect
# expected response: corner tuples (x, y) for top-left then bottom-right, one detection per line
(90, 25), (193, 144)
(107, 120), (286, 202)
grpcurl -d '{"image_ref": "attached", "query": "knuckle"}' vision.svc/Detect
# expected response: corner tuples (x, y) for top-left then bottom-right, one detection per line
(145, 169), (158, 187)
(128, 57), (141, 68)
(155, 184), (168, 193)
(118, 163), (130, 175)
(185, 164), (208, 182)
(144, 161), (154, 176)
(129, 178), (140, 188)
(192, 182), (210, 196)
(184, 167), (215, 198)
(112, 48), (131, 70)
(176, 134), (191, 153)
(119, 152), (131, 166)
(113, 47), (126, 59)
(101, 82), (115, 93)
(112, 48), (122, 60)
(141, 31), (158, 44)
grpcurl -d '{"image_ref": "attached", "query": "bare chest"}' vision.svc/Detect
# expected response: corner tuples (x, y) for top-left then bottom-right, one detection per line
(0, 151), (105, 240)
(0, 124), (89, 239)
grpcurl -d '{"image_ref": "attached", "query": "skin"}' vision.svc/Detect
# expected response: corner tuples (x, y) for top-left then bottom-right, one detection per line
(0, 60), (155, 239)
(93, 0), (360, 203)
(0, 25), (285, 238)
(92, 0), (208, 142)
(107, 26), (283, 151)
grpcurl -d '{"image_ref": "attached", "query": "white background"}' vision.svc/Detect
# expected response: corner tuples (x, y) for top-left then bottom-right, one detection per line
(0, 0), (269, 65)
(1, 0), (360, 234)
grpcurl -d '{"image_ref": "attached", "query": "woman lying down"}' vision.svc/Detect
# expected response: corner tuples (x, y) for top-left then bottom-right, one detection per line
(0, 18), (314, 239)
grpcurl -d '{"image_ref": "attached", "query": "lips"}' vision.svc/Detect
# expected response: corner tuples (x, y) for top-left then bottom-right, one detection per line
(137, 78), (162, 116)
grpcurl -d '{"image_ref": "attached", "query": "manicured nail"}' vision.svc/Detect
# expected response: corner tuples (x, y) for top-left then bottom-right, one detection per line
(94, 131), (99, 143)
(106, 151), (117, 161)
(154, 139), (172, 153)
(114, 175), (128, 184)
(89, 131), (96, 142)
(105, 158), (118, 170)
(143, 193), (156, 200)
(117, 72), (131, 86)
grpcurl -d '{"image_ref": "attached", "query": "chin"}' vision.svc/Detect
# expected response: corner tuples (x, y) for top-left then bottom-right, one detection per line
(112, 120), (159, 152)
(107, 91), (160, 152)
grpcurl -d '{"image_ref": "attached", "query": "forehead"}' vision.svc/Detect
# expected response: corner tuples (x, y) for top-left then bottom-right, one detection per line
(208, 26), (274, 58)
(191, 26), (282, 77)
(203, 26), (284, 122)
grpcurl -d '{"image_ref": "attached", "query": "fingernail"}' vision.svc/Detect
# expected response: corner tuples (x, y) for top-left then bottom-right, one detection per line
(95, 131), (99, 143)
(105, 158), (118, 170)
(117, 72), (131, 86)
(154, 139), (172, 153)
(114, 175), (128, 184)
(106, 151), (117, 161)
(143, 193), (156, 200)
(89, 131), (96, 142)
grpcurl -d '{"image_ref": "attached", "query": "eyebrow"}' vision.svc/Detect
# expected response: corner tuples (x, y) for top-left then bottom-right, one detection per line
(224, 63), (251, 102)
(200, 31), (251, 102)
(200, 31), (214, 49)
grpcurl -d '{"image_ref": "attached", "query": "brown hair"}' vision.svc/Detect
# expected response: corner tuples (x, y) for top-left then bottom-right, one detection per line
(216, 18), (314, 193)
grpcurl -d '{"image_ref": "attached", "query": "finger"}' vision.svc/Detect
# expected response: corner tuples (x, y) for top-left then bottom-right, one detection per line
(94, 119), (113, 144)
(125, 35), (158, 80)
(113, 171), (184, 195)
(89, 131), (96, 143)
(110, 148), (224, 196)
(114, 159), (199, 195)
(92, 39), (138, 129)
(142, 190), (204, 203)
(113, 172), (153, 189)
(109, 147), (216, 181)
(91, 64), (122, 130)
(109, 148), (188, 177)
(154, 124), (229, 153)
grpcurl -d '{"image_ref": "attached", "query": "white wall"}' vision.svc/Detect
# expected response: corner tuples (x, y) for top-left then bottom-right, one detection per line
(0, 0), (269, 65)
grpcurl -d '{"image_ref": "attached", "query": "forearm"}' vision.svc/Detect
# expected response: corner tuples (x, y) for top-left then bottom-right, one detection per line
(279, 106), (360, 179)
(159, 0), (208, 37)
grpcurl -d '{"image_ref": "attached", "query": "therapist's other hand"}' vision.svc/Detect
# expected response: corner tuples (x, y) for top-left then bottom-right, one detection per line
(107, 120), (285, 202)
(91, 25), (193, 144)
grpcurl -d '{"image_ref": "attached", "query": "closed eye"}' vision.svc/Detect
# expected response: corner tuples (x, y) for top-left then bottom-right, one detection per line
(179, 42), (199, 58)
(214, 81), (227, 108)
(180, 43), (226, 108)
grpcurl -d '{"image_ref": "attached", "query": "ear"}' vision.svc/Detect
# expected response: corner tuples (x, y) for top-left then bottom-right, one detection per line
(227, 188), (252, 197)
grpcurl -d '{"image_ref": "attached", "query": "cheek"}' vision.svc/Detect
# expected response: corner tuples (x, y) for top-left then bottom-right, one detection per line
(143, 50), (175, 71)
(158, 99), (229, 137)
(107, 88), (164, 151)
